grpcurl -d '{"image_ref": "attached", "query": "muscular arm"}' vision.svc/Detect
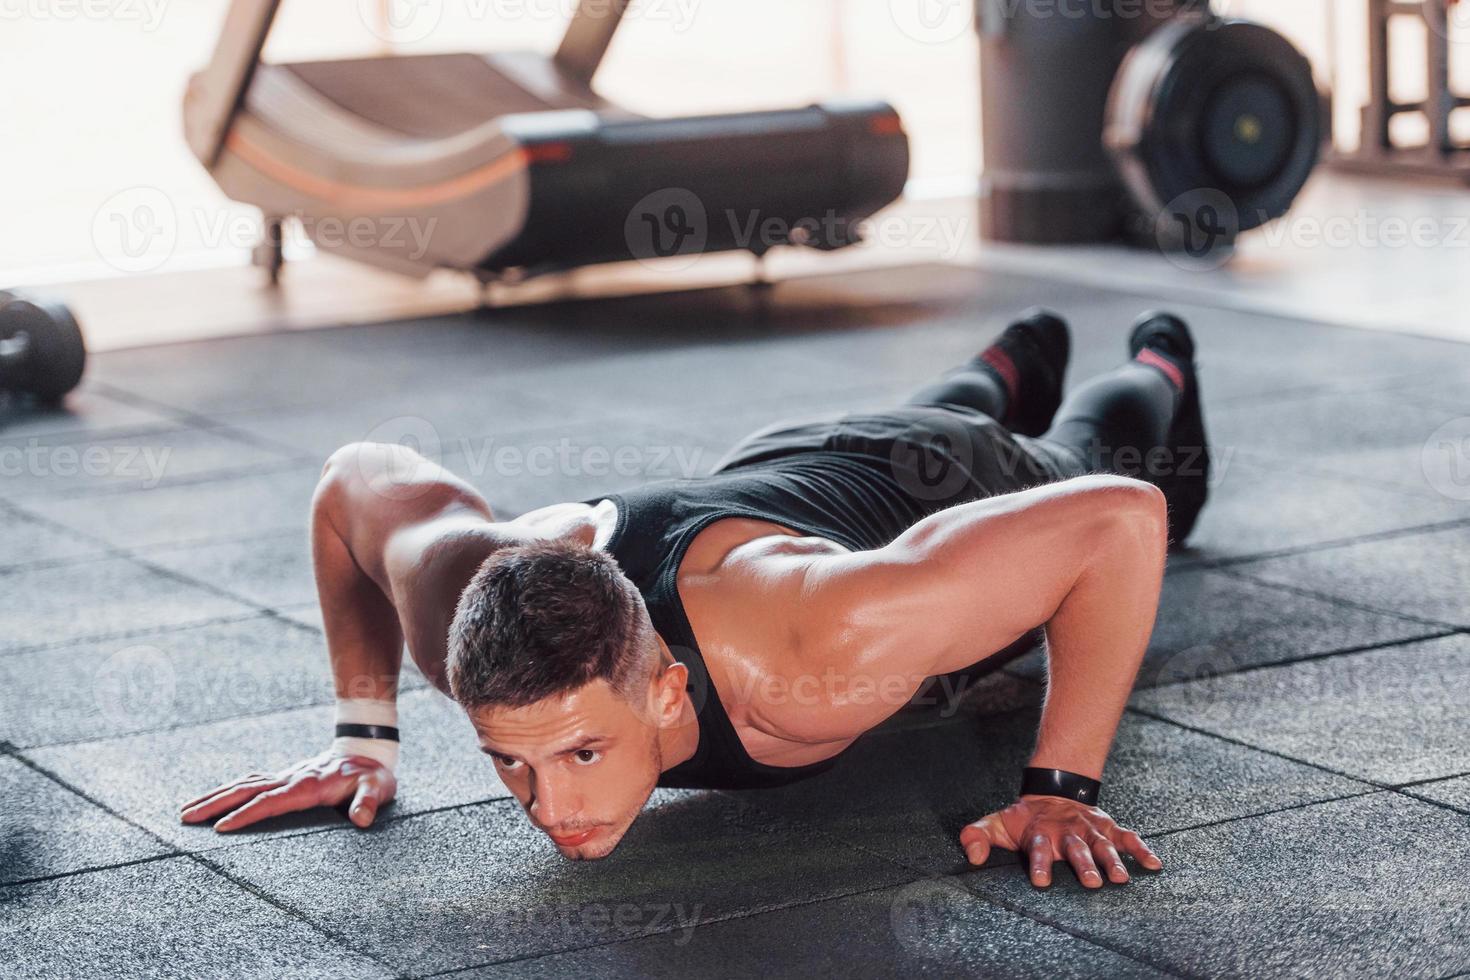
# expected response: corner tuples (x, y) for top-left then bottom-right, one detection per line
(803, 474), (1169, 885)
(182, 443), (515, 832)
(310, 442), (500, 698)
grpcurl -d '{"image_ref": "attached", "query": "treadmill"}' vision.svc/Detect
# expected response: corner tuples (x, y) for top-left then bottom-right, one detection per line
(183, 0), (911, 282)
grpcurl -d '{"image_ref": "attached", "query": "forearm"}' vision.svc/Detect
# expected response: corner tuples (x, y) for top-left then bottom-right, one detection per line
(310, 487), (407, 771)
(312, 500), (405, 703)
(1030, 506), (1167, 780)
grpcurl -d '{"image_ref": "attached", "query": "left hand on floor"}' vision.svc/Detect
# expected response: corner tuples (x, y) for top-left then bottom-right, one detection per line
(960, 795), (1163, 888)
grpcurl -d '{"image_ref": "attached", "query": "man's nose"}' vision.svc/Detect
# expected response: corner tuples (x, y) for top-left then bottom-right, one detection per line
(529, 772), (580, 827)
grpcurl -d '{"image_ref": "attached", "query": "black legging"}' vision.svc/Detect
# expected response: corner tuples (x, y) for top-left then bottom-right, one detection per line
(903, 358), (1178, 480)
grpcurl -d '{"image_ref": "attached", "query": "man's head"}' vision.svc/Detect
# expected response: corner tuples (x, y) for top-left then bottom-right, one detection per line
(447, 538), (686, 860)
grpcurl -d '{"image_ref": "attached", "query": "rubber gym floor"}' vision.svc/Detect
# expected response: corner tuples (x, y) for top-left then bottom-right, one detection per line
(2, 262), (1468, 978)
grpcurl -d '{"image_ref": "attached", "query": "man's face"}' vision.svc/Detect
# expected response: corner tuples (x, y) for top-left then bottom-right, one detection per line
(466, 678), (663, 860)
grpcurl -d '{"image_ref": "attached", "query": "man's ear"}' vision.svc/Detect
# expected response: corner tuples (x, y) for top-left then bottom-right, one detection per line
(648, 661), (689, 726)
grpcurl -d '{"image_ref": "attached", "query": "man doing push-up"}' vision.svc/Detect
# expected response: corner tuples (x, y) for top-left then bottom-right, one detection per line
(182, 310), (1209, 890)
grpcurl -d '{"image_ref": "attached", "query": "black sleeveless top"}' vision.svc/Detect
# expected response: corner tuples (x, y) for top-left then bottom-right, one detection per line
(584, 454), (916, 789)
(582, 408), (1077, 790)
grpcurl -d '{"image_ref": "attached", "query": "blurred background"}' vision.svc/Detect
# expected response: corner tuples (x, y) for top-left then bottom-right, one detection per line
(6, 1), (1464, 339)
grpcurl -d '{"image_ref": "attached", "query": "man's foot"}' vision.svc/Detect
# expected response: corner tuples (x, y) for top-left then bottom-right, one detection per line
(1128, 311), (1209, 545)
(971, 308), (1070, 438)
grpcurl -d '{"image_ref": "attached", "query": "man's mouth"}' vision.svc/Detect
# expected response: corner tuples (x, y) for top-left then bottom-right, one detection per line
(548, 827), (599, 848)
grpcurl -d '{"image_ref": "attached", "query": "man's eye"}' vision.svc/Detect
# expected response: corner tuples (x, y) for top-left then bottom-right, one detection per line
(493, 755), (523, 771)
(573, 749), (600, 766)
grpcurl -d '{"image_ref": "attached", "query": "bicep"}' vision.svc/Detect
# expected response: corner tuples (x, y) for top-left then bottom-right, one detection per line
(804, 476), (1139, 676)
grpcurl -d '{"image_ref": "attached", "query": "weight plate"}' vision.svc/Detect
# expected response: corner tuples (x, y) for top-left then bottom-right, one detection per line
(1106, 17), (1322, 243)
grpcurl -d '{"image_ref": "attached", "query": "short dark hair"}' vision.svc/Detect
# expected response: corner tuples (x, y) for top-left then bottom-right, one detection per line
(447, 539), (657, 710)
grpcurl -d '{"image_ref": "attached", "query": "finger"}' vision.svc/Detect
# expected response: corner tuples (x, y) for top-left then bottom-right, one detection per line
(1027, 834), (1054, 888)
(963, 834), (991, 866)
(1114, 828), (1164, 871)
(960, 814), (1013, 854)
(1062, 834), (1104, 889)
(214, 784), (318, 833)
(348, 781), (381, 829)
(1091, 837), (1130, 884)
(181, 780), (282, 823)
(181, 774), (269, 812)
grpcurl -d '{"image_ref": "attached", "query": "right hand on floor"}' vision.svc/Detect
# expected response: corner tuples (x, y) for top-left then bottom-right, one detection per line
(180, 752), (397, 832)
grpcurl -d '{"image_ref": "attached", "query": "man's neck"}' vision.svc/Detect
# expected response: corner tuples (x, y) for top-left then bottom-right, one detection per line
(656, 689), (701, 773)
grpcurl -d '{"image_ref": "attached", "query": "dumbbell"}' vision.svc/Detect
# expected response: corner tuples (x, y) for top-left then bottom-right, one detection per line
(0, 290), (87, 403)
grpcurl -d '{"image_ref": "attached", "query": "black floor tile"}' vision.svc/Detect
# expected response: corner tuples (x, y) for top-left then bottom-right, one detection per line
(209, 793), (914, 975)
(1177, 451), (1465, 562)
(961, 793), (1470, 979)
(27, 685), (478, 853)
(141, 532), (316, 611)
(1132, 633), (1470, 784)
(0, 754), (169, 885)
(0, 557), (255, 655)
(0, 503), (107, 569)
(741, 710), (1364, 877)
(461, 876), (1168, 979)
(0, 614), (341, 747)
(0, 856), (394, 979)
(1235, 524), (1470, 628)
(24, 461), (321, 549)
(0, 426), (292, 501)
(1010, 566), (1435, 688)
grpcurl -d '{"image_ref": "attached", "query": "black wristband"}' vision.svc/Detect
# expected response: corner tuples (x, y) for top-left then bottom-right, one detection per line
(334, 723), (400, 742)
(1021, 767), (1101, 806)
